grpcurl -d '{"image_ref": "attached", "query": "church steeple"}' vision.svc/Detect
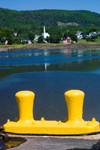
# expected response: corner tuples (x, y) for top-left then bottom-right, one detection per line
(43, 26), (46, 33)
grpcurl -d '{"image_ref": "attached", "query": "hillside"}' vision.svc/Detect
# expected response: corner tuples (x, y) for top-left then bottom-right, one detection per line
(0, 8), (100, 29)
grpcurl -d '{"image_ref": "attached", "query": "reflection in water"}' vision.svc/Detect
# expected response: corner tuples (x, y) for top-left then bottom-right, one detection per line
(1, 48), (100, 67)
(0, 137), (26, 149)
(0, 58), (100, 79)
(44, 63), (50, 71)
(0, 48), (100, 58)
(4, 137), (27, 148)
(0, 49), (62, 58)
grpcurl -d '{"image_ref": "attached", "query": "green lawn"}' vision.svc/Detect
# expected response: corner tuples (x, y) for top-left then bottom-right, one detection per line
(78, 37), (100, 45)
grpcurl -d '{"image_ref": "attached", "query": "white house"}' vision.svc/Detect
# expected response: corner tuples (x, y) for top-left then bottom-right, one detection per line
(89, 32), (97, 37)
(76, 31), (83, 39)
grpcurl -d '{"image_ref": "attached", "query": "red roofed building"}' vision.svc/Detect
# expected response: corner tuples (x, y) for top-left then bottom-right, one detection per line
(63, 37), (71, 44)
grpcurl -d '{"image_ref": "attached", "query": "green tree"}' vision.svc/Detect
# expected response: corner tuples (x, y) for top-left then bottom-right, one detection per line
(0, 28), (14, 44)
(48, 28), (62, 43)
(38, 36), (44, 43)
(49, 34), (61, 43)
(19, 33), (29, 44)
(28, 32), (35, 41)
(86, 36), (97, 42)
(46, 36), (50, 43)
(63, 31), (77, 42)
(89, 27), (98, 32)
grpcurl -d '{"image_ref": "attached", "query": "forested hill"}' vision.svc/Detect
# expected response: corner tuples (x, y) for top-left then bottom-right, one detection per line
(0, 8), (100, 29)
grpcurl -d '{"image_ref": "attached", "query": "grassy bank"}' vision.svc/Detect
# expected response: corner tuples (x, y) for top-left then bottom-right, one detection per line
(0, 43), (64, 49)
(0, 41), (100, 52)
(1, 38), (100, 49)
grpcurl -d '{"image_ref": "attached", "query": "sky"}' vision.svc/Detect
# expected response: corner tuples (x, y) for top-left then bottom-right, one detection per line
(0, 0), (100, 14)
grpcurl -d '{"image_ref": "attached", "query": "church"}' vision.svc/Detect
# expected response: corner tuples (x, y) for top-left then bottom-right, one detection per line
(41, 26), (50, 39)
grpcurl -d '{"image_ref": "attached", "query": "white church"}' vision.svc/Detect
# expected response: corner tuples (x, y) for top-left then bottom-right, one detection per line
(42, 26), (50, 39)
(34, 26), (50, 42)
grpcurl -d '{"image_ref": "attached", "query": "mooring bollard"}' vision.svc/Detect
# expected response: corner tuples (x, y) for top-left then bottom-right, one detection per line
(15, 91), (35, 123)
(64, 90), (84, 123)
(3, 90), (100, 135)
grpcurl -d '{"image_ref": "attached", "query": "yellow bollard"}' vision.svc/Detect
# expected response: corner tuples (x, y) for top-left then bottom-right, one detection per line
(15, 91), (35, 123)
(64, 90), (84, 123)
(3, 90), (100, 135)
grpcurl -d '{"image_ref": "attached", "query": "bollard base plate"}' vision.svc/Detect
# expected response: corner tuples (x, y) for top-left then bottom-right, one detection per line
(3, 119), (100, 135)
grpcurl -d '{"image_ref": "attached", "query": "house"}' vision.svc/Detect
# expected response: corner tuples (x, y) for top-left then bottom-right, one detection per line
(66, 37), (71, 42)
(62, 37), (71, 44)
(97, 31), (100, 36)
(76, 31), (83, 39)
(89, 32), (97, 37)
(5, 40), (8, 45)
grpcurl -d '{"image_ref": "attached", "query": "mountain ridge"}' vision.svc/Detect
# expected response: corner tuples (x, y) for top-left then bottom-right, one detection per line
(0, 8), (100, 29)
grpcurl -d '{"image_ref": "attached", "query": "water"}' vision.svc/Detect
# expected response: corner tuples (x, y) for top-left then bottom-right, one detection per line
(0, 48), (100, 126)
(0, 137), (26, 149)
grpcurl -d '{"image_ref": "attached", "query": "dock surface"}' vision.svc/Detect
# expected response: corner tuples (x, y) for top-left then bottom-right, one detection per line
(9, 135), (100, 150)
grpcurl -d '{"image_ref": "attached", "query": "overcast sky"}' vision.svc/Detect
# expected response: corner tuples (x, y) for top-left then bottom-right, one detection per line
(0, 0), (100, 14)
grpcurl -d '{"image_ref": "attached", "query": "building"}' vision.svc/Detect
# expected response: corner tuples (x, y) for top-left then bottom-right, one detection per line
(5, 40), (8, 45)
(76, 31), (83, 39)
(13, 32), (18, 37)
(89, 32), (97, 37)
(41, 26), (50, 39)
(34, 35), (40, 41)
(62, 37), (71, 44)
(34, 26), (50, 43)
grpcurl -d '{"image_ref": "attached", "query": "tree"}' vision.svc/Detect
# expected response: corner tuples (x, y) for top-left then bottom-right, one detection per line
(63, 31), (77, 42)
(71, 34), (78, 42)
(7, 35), (14, 45)
(49, 34), (61, 43)
(28, 32), (35, 41)
(0, 28), (14, 44)
(38, 36), (44, 43)
(48, 28), (62, 43)
(19, 33), (29, 44)
(89, 27), (98, 32)
(86, 36), (97, 42)
(46, 36), (50, 43)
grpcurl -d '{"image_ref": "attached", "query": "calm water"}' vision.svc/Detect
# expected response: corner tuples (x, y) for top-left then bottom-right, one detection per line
(0, 137), (26, 149)
(0, 48), (100, 126)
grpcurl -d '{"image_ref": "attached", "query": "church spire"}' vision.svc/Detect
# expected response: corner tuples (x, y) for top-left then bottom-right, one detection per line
(43, 26), (46, 33)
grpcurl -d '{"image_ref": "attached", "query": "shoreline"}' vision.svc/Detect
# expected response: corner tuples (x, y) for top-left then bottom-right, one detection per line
(0, 43), (100, 52)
